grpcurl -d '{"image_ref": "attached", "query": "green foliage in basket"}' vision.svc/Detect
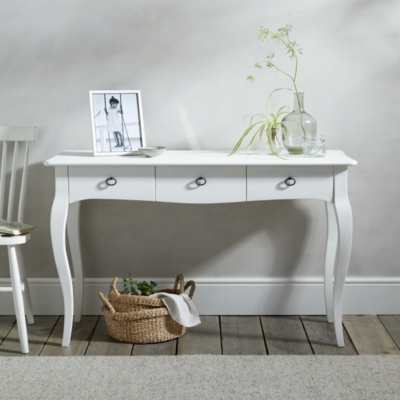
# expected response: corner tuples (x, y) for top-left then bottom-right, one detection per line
(123, 274), (158, 296)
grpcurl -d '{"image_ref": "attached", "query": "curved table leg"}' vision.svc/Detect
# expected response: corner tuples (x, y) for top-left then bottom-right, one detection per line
(67, 201), (83, 322)
(324, 202), (338, 323)
(332, 166), (353, 347)
(50, 166), (73, 347)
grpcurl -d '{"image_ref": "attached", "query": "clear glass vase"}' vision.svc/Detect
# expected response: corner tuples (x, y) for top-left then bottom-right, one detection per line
(302, 134), (326, 157)
(281, 93), (317, 155)
(265, 127), (283, 155)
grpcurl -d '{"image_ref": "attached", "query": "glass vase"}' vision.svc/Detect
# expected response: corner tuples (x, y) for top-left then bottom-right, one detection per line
(265, 127), (283, 155)
(302, 134), (326, 157)
(281, 93), (317, 155)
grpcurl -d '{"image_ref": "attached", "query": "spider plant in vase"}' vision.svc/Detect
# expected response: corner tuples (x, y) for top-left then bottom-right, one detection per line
(229, 88), (291, 158)
(231, 24), (318, 157)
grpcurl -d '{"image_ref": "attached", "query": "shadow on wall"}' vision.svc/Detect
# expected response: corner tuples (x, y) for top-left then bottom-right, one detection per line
(79, 199), (312, 279)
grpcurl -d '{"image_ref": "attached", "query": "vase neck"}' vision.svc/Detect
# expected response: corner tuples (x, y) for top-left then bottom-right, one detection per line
(293, 92), (305, 113)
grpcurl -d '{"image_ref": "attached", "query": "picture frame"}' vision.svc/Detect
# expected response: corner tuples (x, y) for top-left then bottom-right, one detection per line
(89, 90), (146, 156)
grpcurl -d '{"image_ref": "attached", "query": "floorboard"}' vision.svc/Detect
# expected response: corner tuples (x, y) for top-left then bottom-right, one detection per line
(343, 315), (400, 355)
(0, 316), (15, 345)
(177, 316), (221, 355)
(378, 315), (400, 350)
(41, 316), (99, 356)
(85, 316), (133, 356)
(132, 340), (177, 356)
(261, 316), (313, 355)
(0, 316), (58, 356)
(301, 315), (357, 355)
(221, 316), (266, 355)
(0, 314), (399, 356)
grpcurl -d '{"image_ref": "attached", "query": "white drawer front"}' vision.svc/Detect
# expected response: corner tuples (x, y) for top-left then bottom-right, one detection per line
(156, 166), (246, 203)
(247, 166), (333, 202)
(69, 166), (155, 202)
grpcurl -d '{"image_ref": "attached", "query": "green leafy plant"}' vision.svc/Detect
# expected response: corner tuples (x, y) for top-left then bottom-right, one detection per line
(252, 24), (302, 93)
(229, 88), (291, 158)
(230, 24), (305, 156)
(123, 274), (158, 296)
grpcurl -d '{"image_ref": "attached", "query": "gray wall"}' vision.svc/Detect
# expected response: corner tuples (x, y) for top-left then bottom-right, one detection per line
(1, 0), (399, 279)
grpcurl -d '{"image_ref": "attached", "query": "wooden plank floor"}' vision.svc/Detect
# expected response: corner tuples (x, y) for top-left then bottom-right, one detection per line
(0, 315), (399, 356)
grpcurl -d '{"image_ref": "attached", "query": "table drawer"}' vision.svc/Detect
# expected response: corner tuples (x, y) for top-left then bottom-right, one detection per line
(156, 166), (246, 203)
(247, 166), (333, 202)
(69, 166), (155, 202)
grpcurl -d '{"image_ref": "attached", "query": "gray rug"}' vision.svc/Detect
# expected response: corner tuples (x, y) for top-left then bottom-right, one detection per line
(2, 355), (400, 399)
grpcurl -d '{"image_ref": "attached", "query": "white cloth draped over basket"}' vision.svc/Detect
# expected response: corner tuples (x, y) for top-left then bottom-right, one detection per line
(150, 292), (201, 327)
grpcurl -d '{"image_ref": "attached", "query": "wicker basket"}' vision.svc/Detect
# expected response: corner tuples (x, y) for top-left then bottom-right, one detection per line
(98, 274), (195, 344)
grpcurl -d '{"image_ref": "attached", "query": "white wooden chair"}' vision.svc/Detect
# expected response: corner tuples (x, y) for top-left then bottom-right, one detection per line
(0, 127), (36, 353)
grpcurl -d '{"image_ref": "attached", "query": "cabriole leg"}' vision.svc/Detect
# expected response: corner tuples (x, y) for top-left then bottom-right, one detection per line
(324, 202), (338, 323)
(67, 201), (84, 322)
(51, 167), (73, 347)
(332, 166), (353, 347)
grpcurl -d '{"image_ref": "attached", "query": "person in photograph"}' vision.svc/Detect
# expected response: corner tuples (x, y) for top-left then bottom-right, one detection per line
(104, 96), (124, 147)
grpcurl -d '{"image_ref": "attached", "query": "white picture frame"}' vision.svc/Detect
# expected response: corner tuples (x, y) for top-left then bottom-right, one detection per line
(89, 90), (146, 156)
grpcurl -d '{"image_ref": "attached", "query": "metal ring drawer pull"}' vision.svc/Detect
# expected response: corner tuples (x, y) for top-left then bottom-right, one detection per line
(195, 177), (206, 186)
(285, 177), (296, 187)
(106, 177), (117, 186)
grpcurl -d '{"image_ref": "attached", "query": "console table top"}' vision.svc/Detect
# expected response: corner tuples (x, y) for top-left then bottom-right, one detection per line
(44, 150), (357, 167)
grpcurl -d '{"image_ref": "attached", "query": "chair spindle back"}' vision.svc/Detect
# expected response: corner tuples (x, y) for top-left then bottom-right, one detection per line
(0, 127), (37, 222)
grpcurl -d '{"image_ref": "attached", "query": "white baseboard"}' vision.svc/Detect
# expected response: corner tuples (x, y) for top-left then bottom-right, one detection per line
(1, 277), (399, 315)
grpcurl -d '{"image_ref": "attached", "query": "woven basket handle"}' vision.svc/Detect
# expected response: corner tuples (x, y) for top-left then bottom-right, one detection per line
(184, 280), (196, 299)
(110, 277), (120, 297)
(172, 274), (185, 294)
(98, 291), (116, 316)
(114, 307), (170, 321)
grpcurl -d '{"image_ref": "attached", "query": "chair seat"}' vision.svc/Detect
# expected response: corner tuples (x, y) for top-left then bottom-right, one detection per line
(0, 233), (30, 245)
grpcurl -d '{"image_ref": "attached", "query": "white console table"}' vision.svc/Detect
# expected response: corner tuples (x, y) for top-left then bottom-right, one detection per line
(44, 150), (357, 347)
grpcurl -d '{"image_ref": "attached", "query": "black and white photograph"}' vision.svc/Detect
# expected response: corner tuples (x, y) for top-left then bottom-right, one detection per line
(89, 90), (145, 155)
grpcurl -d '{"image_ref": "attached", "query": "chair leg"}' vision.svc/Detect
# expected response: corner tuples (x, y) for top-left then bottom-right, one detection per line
(15, 246), (34, 324)
(8, 245), (29, 354)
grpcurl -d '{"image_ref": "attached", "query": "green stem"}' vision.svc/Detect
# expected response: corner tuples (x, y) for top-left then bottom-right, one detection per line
(267, 62), (293, 81)
(266, 88), (286, 116)
(281, 35), (298, 82)
(277, 35), (305, 137)
(292, 46), (299, 82)
(291, 80), (306, 137)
